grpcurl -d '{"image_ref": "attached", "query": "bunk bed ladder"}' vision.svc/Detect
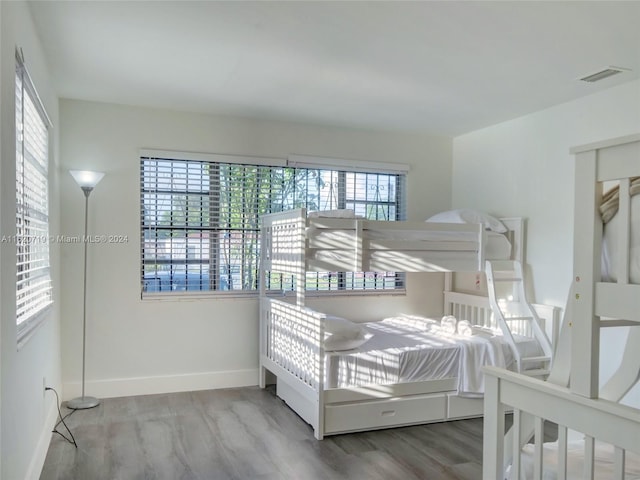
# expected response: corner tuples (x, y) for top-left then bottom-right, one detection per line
(485, 260), (553, 377)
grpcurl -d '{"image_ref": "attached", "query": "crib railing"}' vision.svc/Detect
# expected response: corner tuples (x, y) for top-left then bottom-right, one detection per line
(483, 367), (640, 480)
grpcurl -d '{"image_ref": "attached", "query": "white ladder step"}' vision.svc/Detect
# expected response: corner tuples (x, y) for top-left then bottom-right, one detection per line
(485, 259), (554, 377)
(600, 319), (640, 327)
(522, 368), (550, 377)
(522, 356), (551, 364)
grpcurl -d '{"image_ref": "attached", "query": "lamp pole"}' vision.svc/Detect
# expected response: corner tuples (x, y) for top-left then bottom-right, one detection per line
(67, 171), (104, 410)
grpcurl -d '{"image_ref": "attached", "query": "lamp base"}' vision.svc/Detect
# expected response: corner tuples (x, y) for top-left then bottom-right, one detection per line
(67, 395), (100, 410)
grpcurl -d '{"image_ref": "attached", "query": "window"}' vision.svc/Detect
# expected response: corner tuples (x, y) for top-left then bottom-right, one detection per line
(140, 151), (406, 296)
(15, 52), (52, 342)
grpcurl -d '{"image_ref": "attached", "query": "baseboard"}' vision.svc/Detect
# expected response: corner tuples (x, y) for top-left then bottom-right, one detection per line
(62, 368), (259, 401)
(25, 400), (58, 480)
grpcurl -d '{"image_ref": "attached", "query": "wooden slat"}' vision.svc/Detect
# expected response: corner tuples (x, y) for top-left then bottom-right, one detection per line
(500, 217), (525, 264)
(570, 133), (640, 154)
(616, 178), (631, 284)
(533, 416), (544, 480)
(600, 319), (640, 327)
(362, 219), (480, 234)
(365, 240), (480, 251)
(308, 234), (482, 252)
(482, 374), (505, 480)
(511, 409), (522, 480)
(595, 139), (640, 182)
(584, 436), (595, 480)
(595, 283), (640, 322)
(354, 220), (363, 272)
(613, 447), (625, 480)
(557, 425), (568, 480)
(572, 149), (602, 398)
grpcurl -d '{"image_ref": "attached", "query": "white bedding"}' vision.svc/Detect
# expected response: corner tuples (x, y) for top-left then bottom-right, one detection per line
(510, 440), (640, 479)
(602, 194), (640, 283)
(325, 315), (540, 396)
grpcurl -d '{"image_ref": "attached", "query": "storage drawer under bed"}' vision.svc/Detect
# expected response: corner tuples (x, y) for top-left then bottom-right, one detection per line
(324, 393), (446, 434)
(446, 393), (484, 419)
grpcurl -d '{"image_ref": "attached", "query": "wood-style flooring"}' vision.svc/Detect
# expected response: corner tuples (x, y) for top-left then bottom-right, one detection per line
(41, 386), (516, 480)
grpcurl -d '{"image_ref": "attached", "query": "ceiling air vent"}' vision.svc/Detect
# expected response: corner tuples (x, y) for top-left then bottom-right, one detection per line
(579, 66), (630, 83)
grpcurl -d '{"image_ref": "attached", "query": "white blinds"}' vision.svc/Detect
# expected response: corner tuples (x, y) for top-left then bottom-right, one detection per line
(15, 54), (52, 335)
(140, 151), (406, 295)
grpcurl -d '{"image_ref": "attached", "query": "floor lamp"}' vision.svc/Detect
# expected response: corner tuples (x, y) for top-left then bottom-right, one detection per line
(67, 170), (105, 410)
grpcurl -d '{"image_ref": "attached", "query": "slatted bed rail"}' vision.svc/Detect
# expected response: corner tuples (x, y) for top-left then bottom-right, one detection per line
(261, 207), (490, 276)
(260, 298), (324, 392)
(259, 297), (327, 436)
(445, 291), (494, 327)
(445, 291), (560, 349)
(483, 367), (640, 480)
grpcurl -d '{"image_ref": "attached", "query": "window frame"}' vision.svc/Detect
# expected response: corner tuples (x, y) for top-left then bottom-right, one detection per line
(140, 149), (408, 299)
(15, 51), (53, 346)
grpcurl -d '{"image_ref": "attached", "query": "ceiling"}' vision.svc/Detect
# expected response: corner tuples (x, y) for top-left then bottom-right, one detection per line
(28, 1), (640, 136)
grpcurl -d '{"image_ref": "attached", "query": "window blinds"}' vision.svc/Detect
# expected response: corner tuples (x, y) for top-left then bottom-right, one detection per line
(140, 151), (406, 295)
(15, 53), (53, 337)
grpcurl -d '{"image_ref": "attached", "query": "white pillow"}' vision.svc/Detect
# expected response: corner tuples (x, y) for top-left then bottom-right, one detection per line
(426, 209), (507, 233)
(323, 315), (373, 351)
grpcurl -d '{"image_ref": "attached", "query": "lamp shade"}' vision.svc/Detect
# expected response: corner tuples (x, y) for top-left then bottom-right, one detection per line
(69, 170), (105, 189)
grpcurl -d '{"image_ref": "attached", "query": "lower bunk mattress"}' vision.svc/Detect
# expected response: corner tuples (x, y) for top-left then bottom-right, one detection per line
(325, 315), (542, 397)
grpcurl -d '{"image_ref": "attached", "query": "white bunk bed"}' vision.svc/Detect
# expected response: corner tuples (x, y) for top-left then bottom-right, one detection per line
(259, 208), (559, 439)
(483, 133), (640, 479)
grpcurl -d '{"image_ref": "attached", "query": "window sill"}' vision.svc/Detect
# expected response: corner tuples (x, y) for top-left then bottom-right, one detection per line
(141, 288), (407, 301)
(141, 290), (257, 301)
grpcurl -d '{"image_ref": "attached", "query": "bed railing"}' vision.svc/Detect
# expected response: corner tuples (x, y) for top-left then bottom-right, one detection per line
(261, 208), (490, 275)
(445, 291), (560, 350)
(262, 293), (560, 394)
(260, 298), (325, 393)
(483, 367), (640, 480)
(446, 291), (494, 326)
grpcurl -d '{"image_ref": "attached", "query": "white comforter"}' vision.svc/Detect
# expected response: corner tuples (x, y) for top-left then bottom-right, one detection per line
(325, 315), (514, 396)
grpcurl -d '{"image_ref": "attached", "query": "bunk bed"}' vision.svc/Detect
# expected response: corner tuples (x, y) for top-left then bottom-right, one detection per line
(259, 208), (559, 439)
(483, 133), (640, 479)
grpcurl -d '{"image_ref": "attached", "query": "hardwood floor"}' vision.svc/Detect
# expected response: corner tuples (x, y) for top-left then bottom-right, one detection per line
(41, 386), (497, 480)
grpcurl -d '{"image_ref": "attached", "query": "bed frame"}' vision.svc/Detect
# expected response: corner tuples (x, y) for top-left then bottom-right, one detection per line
(260, 208), (523, 304)
(258, 208), (558, 439)
(483, 133), (640, 479)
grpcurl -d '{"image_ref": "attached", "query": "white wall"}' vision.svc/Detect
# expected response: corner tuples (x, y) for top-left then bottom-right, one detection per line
(452, 79), (640, 406)
(1, 3), (62, 480)
(59, 99), (453, 400)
